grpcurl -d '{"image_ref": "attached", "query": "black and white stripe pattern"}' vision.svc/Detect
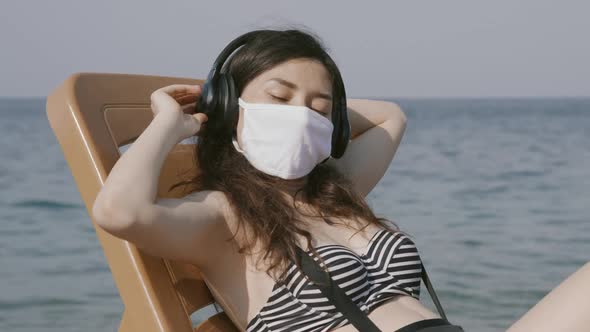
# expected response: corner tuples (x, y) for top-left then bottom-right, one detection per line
(246, 229), (423, 332)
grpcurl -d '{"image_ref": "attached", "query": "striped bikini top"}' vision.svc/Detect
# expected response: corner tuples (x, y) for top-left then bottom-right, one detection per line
(246, 229), (423, 332)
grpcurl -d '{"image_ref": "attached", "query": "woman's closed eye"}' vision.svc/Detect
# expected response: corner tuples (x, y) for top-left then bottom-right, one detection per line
(270, 95), (329, 117)
(270, 95), (288, 102)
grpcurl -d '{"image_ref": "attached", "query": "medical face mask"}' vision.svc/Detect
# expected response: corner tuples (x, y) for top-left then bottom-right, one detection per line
(232, 97), (334, 179)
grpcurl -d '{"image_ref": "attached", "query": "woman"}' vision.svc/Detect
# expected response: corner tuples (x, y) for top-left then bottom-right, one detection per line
(92, 28), (590, 332)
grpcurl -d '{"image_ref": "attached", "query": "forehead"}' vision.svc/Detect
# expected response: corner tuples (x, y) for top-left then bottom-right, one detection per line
(247, 58), (333, 91)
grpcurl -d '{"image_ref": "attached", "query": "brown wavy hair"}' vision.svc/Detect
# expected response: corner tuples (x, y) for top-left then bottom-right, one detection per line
(172, 26), (402, 280)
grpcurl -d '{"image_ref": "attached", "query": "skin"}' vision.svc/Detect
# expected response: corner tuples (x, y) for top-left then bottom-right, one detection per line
(92, 58), (590, 331)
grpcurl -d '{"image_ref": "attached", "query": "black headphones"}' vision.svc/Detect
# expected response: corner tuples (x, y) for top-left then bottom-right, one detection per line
(196, 29), (350, 159)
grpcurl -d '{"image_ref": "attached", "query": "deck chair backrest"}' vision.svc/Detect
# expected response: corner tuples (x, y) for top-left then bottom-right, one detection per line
(46, 73), (238, 332)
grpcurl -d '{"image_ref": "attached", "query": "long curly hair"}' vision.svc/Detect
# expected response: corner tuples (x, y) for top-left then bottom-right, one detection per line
(172, 27), (402, 280)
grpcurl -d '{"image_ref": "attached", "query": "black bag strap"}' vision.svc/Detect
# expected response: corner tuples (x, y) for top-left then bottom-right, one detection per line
(296, 246), (382, 332)
(296, 246), (448, 332)
(421, 264), (448, 321)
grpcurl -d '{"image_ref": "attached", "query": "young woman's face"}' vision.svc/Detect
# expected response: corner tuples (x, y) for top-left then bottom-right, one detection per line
(236, 58), (334, 147)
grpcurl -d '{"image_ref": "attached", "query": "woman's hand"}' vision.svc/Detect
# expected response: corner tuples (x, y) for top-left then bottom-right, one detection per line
(150, 84), (208, 140)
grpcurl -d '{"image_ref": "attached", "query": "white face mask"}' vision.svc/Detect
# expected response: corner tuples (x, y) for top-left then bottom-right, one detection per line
(232, 97), (334, 179)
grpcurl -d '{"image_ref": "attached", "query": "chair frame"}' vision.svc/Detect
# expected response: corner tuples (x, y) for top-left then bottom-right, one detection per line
(46, 72), (238, 332)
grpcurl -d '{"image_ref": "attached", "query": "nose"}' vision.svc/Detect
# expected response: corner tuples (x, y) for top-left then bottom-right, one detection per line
(291, 95), (311, 109)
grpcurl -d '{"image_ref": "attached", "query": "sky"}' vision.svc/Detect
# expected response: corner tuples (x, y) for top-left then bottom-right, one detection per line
(1, 0), (589, 98)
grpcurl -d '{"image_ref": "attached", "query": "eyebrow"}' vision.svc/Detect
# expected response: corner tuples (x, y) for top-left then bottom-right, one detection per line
(268, 77), (333, 101)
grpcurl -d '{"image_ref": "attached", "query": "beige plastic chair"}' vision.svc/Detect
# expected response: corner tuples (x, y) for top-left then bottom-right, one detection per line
(46, 72), (239, 332)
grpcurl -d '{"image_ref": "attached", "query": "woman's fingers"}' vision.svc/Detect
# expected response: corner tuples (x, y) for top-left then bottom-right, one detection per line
(193, 112), (208, 124)
(153, 84), (201, 104)
(159, 84), (201, 96)
(170, 88), (201, 98)
(181, 102), (197, 114)
(150, 84), (203, 119)
(176, 93), (200, 105)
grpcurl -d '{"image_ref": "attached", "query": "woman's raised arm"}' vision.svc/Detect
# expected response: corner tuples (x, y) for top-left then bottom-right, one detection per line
(91, 85), (226, 265)
(326, 98), (407, 197)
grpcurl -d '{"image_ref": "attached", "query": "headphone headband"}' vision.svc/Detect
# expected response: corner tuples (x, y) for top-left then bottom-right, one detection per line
(207, 30), (265, 81)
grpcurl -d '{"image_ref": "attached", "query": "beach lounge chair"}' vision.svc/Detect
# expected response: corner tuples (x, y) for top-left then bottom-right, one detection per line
(46, 72), (238, 332)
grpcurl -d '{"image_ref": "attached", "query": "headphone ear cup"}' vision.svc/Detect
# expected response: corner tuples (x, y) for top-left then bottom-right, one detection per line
(214, 73), (229, 131)
(225, 74), (238, 134)
(198, 78), (215, 118)
(330, 109), (339, 157)
(331, 94), (350, 158)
